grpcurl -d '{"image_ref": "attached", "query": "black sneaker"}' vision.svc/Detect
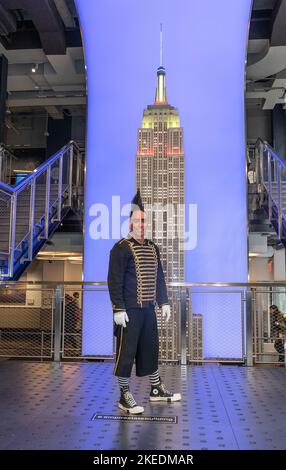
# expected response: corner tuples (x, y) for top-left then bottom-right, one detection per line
(150, 382), (181, 402)
(118, 390), (144, 414)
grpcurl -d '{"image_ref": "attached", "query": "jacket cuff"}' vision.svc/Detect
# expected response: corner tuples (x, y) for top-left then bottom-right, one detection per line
(112, 304), (126, 314)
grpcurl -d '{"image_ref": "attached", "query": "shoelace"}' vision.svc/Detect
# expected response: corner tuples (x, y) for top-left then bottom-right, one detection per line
(124, 391), (137, 407)
(159, 383), (171, 395)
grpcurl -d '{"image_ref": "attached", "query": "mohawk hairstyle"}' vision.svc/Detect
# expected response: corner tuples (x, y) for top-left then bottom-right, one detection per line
(130, 189), (144, 218)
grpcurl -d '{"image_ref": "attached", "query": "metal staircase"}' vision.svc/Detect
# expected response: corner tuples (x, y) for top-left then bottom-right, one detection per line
(255, 138), (286, 245)
(0, 141), (83, 280)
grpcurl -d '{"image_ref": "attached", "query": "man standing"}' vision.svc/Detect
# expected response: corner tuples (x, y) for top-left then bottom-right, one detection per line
(270, 304), (286, 363)
(108, 190), (181, 414)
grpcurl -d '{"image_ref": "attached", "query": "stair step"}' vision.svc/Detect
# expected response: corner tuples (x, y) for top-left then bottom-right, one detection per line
(0, 218), (47, 227)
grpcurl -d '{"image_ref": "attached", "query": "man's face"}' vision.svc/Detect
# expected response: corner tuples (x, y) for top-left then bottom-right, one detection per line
(130, 210), (146, 239)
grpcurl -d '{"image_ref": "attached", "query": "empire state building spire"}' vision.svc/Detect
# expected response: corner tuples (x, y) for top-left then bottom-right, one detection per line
(155, 24), (167, 104)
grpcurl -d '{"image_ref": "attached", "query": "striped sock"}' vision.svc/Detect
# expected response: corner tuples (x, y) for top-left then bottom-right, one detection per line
(149, 370), (160, 387)
(118, 376), (130, 392)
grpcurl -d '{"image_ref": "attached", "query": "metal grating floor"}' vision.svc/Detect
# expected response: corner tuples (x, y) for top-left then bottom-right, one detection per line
(0, 361), (286, 450)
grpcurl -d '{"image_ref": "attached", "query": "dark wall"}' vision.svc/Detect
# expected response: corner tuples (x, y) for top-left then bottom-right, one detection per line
(13, 148), (46, 168)
(247, 107), (273, 145)
(46, 115), (71, 158)
(273, 104), (286, 160)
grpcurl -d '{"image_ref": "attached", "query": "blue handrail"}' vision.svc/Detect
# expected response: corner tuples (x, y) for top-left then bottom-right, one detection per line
(0, 142), (71, 194)
(256, 138), (286, 172)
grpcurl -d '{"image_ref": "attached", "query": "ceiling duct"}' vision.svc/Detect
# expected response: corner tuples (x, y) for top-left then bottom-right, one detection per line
(0, 0), (66, 54)
(0, 4), (17, 36)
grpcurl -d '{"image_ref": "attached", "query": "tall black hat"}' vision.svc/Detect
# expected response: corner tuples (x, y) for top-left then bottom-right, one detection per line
(130, 189), (144, 217)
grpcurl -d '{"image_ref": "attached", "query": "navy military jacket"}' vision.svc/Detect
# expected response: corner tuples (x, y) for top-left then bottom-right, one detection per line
(107, 236), (168, 313)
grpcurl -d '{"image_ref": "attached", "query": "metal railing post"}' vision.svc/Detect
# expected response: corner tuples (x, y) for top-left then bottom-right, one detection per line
(0, 145), (16, 185)
(44, 166), (51, 238)
(57, 154), (63, 221)
(8, 193), (17, 278)
(53, 286), (62, 362)
(28, 180), (35, 261)
(259, 143), (264, 185)
(180, 287), (187, 365)
(76, 148), (81, 189)
(276, 164), (282, 239)
(255, 146), (259, 185)
(68, 144), (73, 207)
(246, 288), (254, 366)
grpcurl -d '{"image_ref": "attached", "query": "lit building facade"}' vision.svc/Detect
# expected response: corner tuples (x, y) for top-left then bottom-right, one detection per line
(136, 58), (185, 360)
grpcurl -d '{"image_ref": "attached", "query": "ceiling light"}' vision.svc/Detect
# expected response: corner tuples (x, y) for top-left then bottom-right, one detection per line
(31, 64), (38, 73)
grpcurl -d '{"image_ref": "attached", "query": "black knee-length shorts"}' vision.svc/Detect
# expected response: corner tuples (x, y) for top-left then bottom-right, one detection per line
(114, 306), (159, 377)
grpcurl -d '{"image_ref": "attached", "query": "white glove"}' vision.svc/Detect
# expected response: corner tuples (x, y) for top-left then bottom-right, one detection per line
(114, 311), (129, 328)
(162, 304), (171, 322)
